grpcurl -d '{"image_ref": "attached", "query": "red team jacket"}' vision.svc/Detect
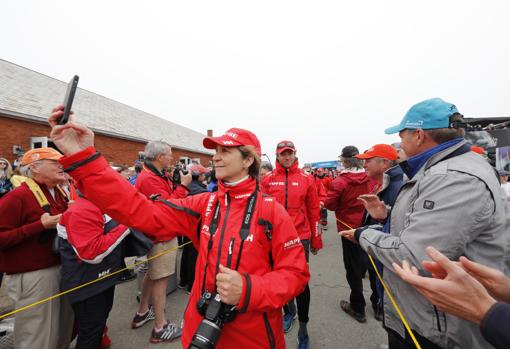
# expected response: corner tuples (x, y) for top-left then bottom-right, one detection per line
(324, 170), (377, 231)
(135, 164), (188, 242)
(261, 161), (323, 250)
(60, 147), (309, 349)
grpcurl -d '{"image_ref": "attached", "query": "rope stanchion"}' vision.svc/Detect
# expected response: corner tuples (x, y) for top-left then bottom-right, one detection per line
(0, 240), (193, 321)
(336, 217), (423, 349)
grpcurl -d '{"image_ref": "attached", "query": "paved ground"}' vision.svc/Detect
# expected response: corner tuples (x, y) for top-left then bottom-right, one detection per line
(0, 212), (388, 348)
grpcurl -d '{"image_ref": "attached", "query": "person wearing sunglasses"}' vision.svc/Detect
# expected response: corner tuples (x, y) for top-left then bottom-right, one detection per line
(0, 158), (14, 198)
(48, 105), (310, 349)
(260, 140), (322, 349)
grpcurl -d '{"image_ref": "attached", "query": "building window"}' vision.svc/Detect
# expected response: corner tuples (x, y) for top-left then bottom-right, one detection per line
(30, 137), (48, 149)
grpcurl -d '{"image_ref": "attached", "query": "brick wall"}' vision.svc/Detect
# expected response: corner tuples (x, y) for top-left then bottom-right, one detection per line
(0, 115), (212, 166)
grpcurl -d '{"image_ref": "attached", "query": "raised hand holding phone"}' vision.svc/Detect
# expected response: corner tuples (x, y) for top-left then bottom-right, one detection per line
(49, 105), (94, 156)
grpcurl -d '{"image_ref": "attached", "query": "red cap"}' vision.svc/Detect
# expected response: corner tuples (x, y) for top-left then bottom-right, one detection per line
(471, 146), (485, 155)
(203, 128), (261, 158)
(189, 164), (209, 175)
(354, 144), (398, 161)
(276, 140), (296, 154)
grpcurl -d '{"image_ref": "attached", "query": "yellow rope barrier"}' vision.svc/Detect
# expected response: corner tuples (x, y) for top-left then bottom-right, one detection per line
(335, 217), (423, 349)
(0, 240), (193, 320)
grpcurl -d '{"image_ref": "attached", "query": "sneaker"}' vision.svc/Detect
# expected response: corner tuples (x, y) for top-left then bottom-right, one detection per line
(340, 300), (366, 323)
(131, 306), (155, 329)
(283, 312), (297, 333)
(150, 322), (182, 343)
(297, 334), (310, 349)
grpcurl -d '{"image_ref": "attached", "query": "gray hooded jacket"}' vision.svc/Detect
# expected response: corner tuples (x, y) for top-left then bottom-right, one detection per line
(359, 140), (508, 349)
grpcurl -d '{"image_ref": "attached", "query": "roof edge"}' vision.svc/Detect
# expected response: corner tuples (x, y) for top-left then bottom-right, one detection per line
(0, 109), (214, 156)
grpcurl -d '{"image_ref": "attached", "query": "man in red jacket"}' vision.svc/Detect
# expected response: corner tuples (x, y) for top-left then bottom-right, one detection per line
(0, 148), (73, 349)
(261, 140), (322, 349)
(132, 140), (192, 343)
(324, 145), (377, 323)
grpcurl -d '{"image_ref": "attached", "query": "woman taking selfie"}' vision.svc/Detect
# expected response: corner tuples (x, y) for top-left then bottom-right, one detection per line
(48, 105), (309, 349)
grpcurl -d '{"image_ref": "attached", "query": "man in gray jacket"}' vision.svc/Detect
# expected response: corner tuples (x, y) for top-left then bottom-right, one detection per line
(342, 98), (507, 349)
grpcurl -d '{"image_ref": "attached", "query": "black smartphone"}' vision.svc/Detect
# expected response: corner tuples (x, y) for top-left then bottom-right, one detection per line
(59, 75), (79, 125)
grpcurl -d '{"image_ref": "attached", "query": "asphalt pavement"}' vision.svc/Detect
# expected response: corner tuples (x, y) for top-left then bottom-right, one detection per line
(107, 211), (388, 349)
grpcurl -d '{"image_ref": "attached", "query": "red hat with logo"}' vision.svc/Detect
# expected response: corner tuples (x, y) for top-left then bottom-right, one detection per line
(275, 140), (296, 154)
(354, 144), (398, 161)
(203, 128), (261, 158)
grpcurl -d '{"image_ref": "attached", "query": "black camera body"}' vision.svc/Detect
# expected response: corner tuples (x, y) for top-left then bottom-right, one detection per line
(188, 292), (237, 349)
(172, 164), (189, 184)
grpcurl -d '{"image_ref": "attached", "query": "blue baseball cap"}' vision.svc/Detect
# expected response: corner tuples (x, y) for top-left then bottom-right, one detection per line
(385, 98), (459, 135)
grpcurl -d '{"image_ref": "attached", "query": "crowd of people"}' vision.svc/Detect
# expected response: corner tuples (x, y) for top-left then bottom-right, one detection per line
(0, 97), (509, 349)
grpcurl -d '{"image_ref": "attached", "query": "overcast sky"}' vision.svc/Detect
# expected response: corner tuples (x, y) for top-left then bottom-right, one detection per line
(2, 0), (509, 164)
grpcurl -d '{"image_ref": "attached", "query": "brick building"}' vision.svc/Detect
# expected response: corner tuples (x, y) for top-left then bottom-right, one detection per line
(0, 59), (213, 166)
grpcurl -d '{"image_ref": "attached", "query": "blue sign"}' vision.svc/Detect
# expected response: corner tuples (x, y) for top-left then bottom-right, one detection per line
(310, 161), (339, 169)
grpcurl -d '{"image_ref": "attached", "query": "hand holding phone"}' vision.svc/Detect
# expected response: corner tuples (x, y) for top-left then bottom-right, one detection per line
(59, 75), (79, 125)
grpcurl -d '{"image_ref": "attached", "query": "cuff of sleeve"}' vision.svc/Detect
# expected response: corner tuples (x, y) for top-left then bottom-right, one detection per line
(480, 302), (505, 338)
(237, 273), (252, 313)
(21, 220), (45, 237)
(354, 228), (364, 242)
(59, 147), (109, 181)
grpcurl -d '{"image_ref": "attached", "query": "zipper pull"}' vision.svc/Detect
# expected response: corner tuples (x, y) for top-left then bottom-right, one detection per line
(226, 237), (235, 268)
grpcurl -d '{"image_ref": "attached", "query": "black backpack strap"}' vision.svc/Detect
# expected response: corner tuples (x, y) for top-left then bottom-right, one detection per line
(257, 196), (275, 270)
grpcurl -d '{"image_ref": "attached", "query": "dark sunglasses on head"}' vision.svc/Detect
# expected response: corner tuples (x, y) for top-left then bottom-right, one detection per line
(277, 142), (295, 149)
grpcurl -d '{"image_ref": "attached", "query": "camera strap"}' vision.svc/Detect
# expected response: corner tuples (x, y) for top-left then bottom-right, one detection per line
(199, 190), (258, 295)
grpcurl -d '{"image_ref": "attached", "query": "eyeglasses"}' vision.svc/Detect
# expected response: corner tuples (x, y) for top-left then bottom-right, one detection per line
(277, 142), (295, 149)
(0, 162), (7, 165)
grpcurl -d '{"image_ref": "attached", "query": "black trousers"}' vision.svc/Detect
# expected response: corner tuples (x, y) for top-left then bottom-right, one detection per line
(387, 327), (443, 349)
(72, 286), (115, 349)
(341, 237), (379, 314)
(180, 237), (198, 292)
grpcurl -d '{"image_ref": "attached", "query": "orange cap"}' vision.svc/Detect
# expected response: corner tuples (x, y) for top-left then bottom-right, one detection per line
(471, 146), (485, 155)
(354, 144), (398, 161)
(21, 147), (63, 165)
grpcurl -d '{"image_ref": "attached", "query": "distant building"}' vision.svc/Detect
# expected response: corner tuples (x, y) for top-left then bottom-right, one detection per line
(0, 59), (213, 166)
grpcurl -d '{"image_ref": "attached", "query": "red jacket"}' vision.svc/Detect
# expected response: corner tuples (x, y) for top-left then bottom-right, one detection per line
(324, 170), (377, 231)
(261, 161), (322, 249)
(317, 175), (332, 192)
(0, 182), (67, 274)
(135, 164), (188, 242)
(60, 147), (309, 349)
(58, 197), (129, 303)
(313, 176), (327, 203)
(58, 197), (129, 263)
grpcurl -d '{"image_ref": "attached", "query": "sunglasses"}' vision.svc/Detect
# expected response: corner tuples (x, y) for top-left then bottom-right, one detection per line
(0, 162), (7, 165)
(277, 142), (295, 149)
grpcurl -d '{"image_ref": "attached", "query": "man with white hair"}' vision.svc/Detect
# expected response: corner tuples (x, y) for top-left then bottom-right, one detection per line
(0, 147), (73, 349)
(132, 140), (192, 343)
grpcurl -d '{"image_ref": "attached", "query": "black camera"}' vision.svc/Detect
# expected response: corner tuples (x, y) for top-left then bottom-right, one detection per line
(188, 291), (237, 349)
(172, 164), (189, 184)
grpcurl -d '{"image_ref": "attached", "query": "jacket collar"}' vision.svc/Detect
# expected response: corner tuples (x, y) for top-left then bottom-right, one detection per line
(400, 138), (464, 179)
(381, 165), (404, 192)
(217, 176), (257, 204)
(275, 160), (300, 174)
